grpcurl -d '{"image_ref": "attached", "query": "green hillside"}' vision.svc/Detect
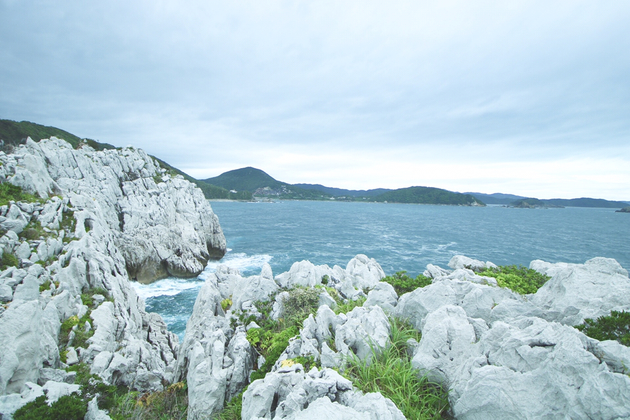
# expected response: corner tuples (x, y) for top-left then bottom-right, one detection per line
(373, 186), (485, 206)
(0, 119), (115, 150)
(543, 198), (630, 208)
(203, 167), (283, 192)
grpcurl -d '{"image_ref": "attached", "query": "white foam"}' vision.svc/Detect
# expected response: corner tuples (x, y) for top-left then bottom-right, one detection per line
(201, 252), (273, 277)
(132, 251), (273, 299)
(131, 278), (203, 300)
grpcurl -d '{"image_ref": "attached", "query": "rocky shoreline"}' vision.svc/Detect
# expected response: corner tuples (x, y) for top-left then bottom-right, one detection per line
(0, 138), (629, 419)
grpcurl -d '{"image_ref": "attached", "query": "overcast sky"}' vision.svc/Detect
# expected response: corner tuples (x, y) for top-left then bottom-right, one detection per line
(1, 1), (629, 200)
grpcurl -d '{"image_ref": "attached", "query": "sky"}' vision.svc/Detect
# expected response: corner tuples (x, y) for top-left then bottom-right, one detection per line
(1, 1), (629, 200)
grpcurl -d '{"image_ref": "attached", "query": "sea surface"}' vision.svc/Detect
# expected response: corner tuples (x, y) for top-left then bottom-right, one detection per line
(132, 201), (630, 339)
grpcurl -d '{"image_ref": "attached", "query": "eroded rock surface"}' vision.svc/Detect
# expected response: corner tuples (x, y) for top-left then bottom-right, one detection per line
(0, 138), (226, 417)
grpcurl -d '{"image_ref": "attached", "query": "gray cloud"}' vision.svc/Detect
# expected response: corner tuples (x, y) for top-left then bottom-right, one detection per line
(1, 0), (629, 199)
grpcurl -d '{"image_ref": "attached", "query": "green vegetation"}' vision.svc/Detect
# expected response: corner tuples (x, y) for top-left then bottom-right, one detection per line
(383, 271), (432, 295)
(0, 182), (40, 205)
(334, 296), (366, 315)
(0, 119), (115, 150)
(110, 382), (188, 420)
(343, 317), (449, 419)
(478, 265), (550, 295)
(1, 251), (19, 270)
(13, 394), (87, 420)
(221, 297), (233, 311)
(213, 389), (245, 420)
(575, 310), (630, 346)
(19, 219), (48, 241)
(245, 287), (321, 381)
(373, 186), (484, 206)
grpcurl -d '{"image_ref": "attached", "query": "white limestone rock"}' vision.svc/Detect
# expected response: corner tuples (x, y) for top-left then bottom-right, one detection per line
(364, 282), (398, 313)
(275, 260), (335, 288)
(448, 255), (496, 272)
(175, 274), (255, 419)
(346, 254), (386, 289)
(241, 365), (404, 420)
(530, 257), (630, 324)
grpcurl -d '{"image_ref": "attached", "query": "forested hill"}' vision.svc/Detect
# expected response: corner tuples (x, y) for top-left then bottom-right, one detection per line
(373, 186), (485, 206)
(0, 119), (115, 150)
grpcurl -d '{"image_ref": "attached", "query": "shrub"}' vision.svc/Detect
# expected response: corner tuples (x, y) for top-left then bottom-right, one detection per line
(0, 182), (40, 206)
(281, 287), (320, 325)
(343, 317), (448, 419)
(478, 265), (550, 295)
(334, 296), (366, 315)
(382, 271), (432, 296)
(1, 252), (19, 270)
(575, 310), (630, 346)
(221, 297), (232, 312)
(13, 394), (87, 420)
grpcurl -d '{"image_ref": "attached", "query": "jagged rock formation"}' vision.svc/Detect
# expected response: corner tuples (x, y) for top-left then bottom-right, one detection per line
(175, 254), (392, 419)
(191, 254), (630, 419)
(0, 138), (226, 418)
(397, 256), (630, 419)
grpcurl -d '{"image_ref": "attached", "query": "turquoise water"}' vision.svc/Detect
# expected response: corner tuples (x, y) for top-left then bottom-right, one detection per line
(132, 201), (630, 339)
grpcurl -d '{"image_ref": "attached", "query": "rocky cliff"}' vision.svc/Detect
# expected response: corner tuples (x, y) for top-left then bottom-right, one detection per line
(0, 138), (226, 417)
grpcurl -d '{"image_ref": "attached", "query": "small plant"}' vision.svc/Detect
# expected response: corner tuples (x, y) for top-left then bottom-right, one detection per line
(39, 280), (52, 292)
(60, 209), (77, 237)
(321, 275), (330, 285)
(221, 297), (233, 312)
(478, 265), (550, 295)
(334, 296), (366, 315)
(1, 252), (19, 270)
(382, 271), (432, 296)
(13, 394), (87, 420)
(575, 310), (630, 346)
(343, 317), (448, 419)
(0, 182), (40, 206)
(213, 389), (245, 420)
(281, 287), (320, 325)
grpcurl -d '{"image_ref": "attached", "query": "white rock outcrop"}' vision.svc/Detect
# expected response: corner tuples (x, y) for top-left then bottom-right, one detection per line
(397, 255), (630, 419)
(0, 138), (226, 415)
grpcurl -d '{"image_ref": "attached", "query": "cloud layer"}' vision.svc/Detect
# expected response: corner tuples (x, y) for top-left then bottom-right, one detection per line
(1, 1), (629, 199)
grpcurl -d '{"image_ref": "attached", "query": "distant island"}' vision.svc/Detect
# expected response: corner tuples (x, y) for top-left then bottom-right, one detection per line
(2, 119), (629, 208)
(617, 206), (630, 213)
(508, 198), (564, 209)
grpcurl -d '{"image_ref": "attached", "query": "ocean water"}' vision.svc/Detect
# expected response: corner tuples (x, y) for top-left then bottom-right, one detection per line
(132, 201), (630, 339)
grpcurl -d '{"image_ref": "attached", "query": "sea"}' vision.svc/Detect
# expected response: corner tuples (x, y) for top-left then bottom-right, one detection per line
(131, 200), (630, 339)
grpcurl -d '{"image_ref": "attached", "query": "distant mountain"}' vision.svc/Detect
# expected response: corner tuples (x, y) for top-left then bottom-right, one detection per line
(374, 187), (484, 206)
(294, 183), (392, 198)
(202, 167), (332, 200)
(543, 198), (630, 209)
(203, 167), (283, 192)
(466, 192), (527, 205)
(203, 167), (485, 205)
(0, 119), (115, 151)
(468, 191), (629, 209)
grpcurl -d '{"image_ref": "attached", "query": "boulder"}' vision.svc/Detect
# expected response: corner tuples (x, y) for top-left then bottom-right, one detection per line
(241, 365), (404, 419)
(530, 257), (630, 324)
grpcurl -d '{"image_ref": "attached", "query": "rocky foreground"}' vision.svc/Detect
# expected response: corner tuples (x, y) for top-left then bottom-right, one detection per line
(0, 138), (629, 419)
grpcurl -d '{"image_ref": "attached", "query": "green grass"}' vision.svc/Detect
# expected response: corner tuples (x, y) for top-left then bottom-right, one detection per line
(13, 394), (87, 420)
(0, 182), (41, 205)
(382, 271), (432, 295)
(575, 310), (630, 346)
(334, 296), (366, 315)
(1, 251), (19, 270)
(478, 265), (550, 295)
(343, 317), (449, 419)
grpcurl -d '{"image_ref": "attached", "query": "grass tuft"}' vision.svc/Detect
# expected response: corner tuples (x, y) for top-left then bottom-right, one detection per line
(343, 317), (449, 419)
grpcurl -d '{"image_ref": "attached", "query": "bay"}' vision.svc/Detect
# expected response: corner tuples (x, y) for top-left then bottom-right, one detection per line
(132, 201), (630, 339)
